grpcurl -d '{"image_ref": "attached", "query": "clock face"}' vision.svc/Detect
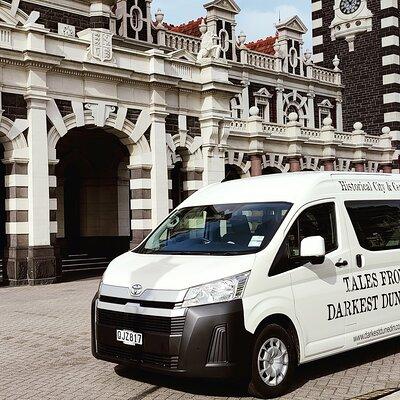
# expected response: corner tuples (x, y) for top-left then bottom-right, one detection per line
(340, 0), (362, 14)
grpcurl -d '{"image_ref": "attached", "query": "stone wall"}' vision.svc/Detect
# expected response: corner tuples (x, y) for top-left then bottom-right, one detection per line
(312, 0), (387, 134)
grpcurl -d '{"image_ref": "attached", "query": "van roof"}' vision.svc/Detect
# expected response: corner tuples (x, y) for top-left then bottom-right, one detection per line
(180, 172), (400, 208)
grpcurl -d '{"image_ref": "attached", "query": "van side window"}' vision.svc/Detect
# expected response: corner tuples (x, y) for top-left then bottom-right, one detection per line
(345, 200), (400, 251)
(269, 203), (338, 276)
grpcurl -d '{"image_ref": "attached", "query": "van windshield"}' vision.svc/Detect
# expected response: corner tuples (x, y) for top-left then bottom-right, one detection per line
(136, 202), (292, 255)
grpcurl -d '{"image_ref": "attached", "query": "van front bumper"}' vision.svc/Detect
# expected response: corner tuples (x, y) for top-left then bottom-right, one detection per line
(91, 293), (252, 378)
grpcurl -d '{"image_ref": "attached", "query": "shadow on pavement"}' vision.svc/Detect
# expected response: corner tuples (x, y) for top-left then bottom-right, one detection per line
(115, 336), (400, 398)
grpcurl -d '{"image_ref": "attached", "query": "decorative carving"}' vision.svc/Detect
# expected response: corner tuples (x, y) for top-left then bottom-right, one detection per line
(330, 0), (372, 52)
(89, 29), (114, 63)
(85, 102), (116, 127)
(197, 26), (221, 62)
(58, 23), (75, 38)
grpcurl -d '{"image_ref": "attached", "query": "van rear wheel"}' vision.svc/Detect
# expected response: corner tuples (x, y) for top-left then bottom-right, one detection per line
(249, 324), (297, 398)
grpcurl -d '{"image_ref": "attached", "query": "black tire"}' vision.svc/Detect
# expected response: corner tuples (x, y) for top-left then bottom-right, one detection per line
(248, 324), (297, 399)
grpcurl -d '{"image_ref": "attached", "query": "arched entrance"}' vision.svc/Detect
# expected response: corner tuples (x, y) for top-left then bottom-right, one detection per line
(224, 164), (243, 181)
(262, 166), (282, 175)
(56, 127), (131, 271)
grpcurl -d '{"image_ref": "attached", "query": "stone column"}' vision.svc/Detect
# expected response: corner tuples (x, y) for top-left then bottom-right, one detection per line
(89, 1), (112, 29)
(146, 0), (153, 43)
(276, 83), (285, 125)
(307, 89), (315, 128)
(150, 111), (170, 227)
(200, 118), (226, 185)
(353, 161), (366, 172)
(289, 157), (301, 172)
(250, 154), (263, 177)
(336, 96), (343, 132)
(26, 96), (56, 285)
(129, 165), (152, 248)
(3, 161), (29, 286)
(323, 158), (335, 171)
(381, 163), (393, 174)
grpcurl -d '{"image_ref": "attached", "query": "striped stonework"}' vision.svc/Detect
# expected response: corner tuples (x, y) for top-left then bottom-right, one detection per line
(4, 161), (29, 285)
(130, 166), (152, 248)
(49, 163), (61, 279)
(168, 167), (173, 213)
(182, 169), (203, 200)
(381, 0), (400, 144)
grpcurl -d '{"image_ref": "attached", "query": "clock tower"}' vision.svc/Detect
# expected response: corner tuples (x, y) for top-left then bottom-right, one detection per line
(312, 0), (400, 168)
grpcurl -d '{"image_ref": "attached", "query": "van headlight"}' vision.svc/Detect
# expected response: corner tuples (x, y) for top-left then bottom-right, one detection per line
(182, 271), (250, 308)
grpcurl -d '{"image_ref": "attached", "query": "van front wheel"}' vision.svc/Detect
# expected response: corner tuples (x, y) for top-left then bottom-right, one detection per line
(249, 324), (297, 398)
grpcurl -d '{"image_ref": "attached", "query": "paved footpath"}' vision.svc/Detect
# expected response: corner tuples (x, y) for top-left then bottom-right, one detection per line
(0, 277), (399, 400)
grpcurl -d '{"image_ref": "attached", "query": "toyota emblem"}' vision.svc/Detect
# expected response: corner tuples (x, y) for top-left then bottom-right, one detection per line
(130, 284), (143, 296)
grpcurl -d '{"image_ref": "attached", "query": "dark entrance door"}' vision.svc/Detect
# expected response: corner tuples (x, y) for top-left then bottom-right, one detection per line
(64, 166), (81, 255)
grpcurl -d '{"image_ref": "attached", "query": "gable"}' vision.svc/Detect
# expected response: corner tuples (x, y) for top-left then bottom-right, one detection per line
(204, 0), (241, 14)
(276, 16), (308, 34)
(166, 49), (197, 63)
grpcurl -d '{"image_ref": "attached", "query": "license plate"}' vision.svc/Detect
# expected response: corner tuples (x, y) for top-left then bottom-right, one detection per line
(116, 329), (143, 346)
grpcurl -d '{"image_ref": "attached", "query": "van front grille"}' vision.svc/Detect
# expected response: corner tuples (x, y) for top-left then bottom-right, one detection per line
(97, 343), (179, 369)
(97, 309), (186, 335)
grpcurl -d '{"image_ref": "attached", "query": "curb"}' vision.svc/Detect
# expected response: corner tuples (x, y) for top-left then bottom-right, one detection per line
(381, 391), (400, 400)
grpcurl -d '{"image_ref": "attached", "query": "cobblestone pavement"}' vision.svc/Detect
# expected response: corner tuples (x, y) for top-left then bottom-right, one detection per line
(0, 277), (399, 400)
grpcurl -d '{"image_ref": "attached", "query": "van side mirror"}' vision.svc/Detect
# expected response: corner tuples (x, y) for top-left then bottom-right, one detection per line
(300, 236), (326, 265)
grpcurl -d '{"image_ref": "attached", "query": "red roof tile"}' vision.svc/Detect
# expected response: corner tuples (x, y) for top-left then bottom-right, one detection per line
(246, 35), (277, 55)
(168, 17), (205, 38)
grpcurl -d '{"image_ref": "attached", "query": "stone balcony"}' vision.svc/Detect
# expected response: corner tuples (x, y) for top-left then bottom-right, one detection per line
(223, 110), (394, 173)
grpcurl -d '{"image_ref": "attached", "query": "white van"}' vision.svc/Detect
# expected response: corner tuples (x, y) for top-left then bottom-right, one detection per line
(92, 172), (400, 398)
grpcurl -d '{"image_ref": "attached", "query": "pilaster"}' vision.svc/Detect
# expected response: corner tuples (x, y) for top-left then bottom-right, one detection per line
(26, 95), (56, 285)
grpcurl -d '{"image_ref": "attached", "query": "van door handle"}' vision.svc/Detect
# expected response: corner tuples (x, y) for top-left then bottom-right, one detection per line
(356, 254), (365, 269)
(335, 259), (348, 268)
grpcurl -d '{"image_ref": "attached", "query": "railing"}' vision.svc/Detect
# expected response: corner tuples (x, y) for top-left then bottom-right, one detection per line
(312, 65), (338, 85)
(247, 50), (276, 71)
(262, 122), (286, 135)
(229, 120), (248, 131)
(334, 132), (353, 144)
(365, 135), (380, 146)
(165, 31), (201, 54)
(301, 127), (322, 140)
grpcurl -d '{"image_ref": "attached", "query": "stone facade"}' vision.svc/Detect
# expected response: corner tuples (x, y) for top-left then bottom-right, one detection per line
(0, 0), (394, 285)
(312, 0), (400, 168)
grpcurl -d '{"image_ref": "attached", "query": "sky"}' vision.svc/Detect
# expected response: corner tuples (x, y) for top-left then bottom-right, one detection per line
(151, 0), (312, 49)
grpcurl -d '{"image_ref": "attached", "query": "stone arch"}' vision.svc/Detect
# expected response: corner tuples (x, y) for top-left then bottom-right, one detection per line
(166, 132), (203, 169)
(225, 151), (251, 177)
(0, 2), (30, 27)
(300, 157), (320, 171)
(262, 154), (289, 173)
(48, 110), (150, 161)
(167, 132), (204, 208)
(0, 116), (29, 156)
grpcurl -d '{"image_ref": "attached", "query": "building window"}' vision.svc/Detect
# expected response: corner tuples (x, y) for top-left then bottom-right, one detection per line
(254, 88), (273, 122)
(318, 99), (334, 128)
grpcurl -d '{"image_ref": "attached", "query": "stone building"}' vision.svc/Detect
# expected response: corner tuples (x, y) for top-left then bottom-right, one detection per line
(0, 0), (393, 285)
(311, 0), (400, 169)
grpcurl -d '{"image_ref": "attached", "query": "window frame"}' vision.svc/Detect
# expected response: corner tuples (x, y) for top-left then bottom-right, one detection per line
(269, 200), (339, 277)
(345, 200), (400, 252)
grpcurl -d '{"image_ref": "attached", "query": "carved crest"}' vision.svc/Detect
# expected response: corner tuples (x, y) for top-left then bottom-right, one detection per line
(91, 29), (113, 62)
